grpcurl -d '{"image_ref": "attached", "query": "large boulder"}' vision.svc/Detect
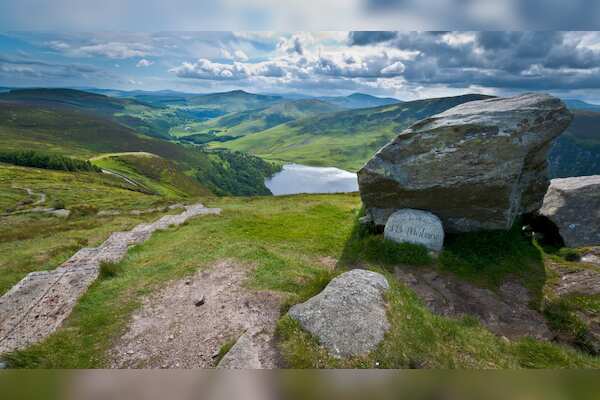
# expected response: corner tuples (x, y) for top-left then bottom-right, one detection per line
(288, 269), (390, 358)
(358, 93), (572, 232)
(540, 175), (600, 247)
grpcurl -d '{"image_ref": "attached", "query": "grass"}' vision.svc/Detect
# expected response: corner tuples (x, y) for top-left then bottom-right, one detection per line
(3, 192), (599, 369)
(91, 153), (210, 198)
(99, 261), (124, 280)
(216, 94), (490, 171)
(0, 164), (196, 295)
(214, 338), (237, 364)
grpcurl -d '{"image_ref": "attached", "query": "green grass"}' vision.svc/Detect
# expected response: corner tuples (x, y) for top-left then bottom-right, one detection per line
(91, 153), (211, 198)
(214, 338), (237, 364)
(3, 193), (599, 369)
(0, 164), (199, 295)
(216, 94), (490, 171)
(99, 261), (124, 280)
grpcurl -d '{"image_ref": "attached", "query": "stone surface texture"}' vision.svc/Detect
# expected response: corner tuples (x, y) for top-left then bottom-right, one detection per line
(288, 269), (390, 358)
(358, 93), (572, 232)
(384, 209), (444, 251)
(0, 203), (220, 355)
(540, 175), (600, 247)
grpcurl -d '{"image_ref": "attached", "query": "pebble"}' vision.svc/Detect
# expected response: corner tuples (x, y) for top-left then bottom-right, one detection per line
(194, 295), (206, 307)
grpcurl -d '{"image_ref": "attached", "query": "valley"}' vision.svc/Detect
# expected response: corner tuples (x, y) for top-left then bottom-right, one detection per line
(1, 86), (600, 370)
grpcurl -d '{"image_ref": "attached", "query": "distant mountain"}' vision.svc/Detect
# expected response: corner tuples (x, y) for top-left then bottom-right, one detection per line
(549, 110), (600, 178)
(564, 99), (600, 112)
(0, 88), (145, 115)
(172, 99), (343, 139)
(317, 93), (400, 109)
(0, 88), (202, 139)
(218, 94), (491, 171)
(186, 90), (283, 113)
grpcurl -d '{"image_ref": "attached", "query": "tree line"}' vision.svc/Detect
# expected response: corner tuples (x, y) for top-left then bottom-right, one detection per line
(0, 150), (101, 172)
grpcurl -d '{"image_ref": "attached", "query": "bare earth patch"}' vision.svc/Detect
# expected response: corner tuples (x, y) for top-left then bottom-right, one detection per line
(394, 267), (552, 340)
(110, 260), (283, 369)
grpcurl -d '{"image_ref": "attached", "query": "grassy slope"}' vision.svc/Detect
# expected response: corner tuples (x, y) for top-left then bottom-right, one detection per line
(217, 94), (491, 171)
(0, 88), (190, 139)
(0, 101), (197, 163)
(0, 163), (194, 295)
(91, 153), (211, 198)
(170, 99), (342, 138)
(0, 101), (277, 196)
(5, 193), (598, 368)
(549, 110), (600, 177)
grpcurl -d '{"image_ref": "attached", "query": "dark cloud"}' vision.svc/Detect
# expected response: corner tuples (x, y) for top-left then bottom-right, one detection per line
(348, 31), (397, 45)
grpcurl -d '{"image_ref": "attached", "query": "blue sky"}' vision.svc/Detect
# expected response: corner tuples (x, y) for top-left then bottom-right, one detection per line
(2, 31), (600, 102)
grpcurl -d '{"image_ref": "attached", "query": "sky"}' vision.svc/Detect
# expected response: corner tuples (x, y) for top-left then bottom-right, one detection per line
(2, 31), (600, 102)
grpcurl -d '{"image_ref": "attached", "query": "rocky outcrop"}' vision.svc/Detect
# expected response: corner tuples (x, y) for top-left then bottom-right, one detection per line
(540, 175), (600, 247)
(288, 269), (390, 358)
(358, 93), (572, 232)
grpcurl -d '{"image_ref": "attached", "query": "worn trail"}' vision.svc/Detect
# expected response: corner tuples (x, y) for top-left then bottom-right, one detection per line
(0, 203), (220, 355)
(110, 260), (282, 369)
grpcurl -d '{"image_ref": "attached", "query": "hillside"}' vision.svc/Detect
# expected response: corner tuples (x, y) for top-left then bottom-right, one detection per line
(317, 92), (400, 109)
(0, 101), (279, 196)
(91, 153), (211, 198)
(218, 94), (492, 171)
(3, 189), (599, 368)
(171, 99), (343, 139)
(549, 110), (600, 177)
(564, 99), (600, 112)
(0, 88), (190, 139)
(185, 90), (283, 112)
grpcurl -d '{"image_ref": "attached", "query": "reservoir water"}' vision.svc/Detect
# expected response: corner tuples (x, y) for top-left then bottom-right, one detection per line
(265, 163), (358, 195)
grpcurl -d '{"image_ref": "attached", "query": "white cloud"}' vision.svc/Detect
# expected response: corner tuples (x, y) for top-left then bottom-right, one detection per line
(136, 58), (154, 67)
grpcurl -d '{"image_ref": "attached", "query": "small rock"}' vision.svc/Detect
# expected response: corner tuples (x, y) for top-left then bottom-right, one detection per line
(288, 269), (390, 358)
(194, 295), (205, 306)
(168, 335), (174, 341)
(127, 350), (134, 355)
(184, 279), (192, 285)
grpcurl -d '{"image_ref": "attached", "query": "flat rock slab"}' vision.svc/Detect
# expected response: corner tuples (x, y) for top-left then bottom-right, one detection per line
(540, 175), (600, 247)
(395, 268), (552, 340)
(0, 203), (220, 355)
(384, 209), (444, 252)
(359, 93), (572, 232)
(547, 261), (600, 297)
(288, 269), (390, 358)
(110, 260), (282, 369)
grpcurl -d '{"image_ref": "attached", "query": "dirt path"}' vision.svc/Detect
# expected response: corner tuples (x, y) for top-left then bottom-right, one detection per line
(394, 267), (552, 340)
(101, 169), (145, 189)
(110, 260), (283, 369)
(0, 203), (220, 355)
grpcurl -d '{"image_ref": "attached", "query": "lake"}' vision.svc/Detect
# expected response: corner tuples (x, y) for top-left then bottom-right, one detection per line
(265, 163), (358, 195)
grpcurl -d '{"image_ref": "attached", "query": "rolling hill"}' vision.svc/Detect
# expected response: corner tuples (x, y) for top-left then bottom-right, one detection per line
(170, 99), (343, 139)
(564, 99), (600, 112)
(91, 152), (211, 198)
(0, 100), (279, 196)
(217, 94), (492, 171)
(317, 92), (400, 109)
(185, 90), (283, 113)
(549, 110), (600, 177)
(0, 88), (190, 139)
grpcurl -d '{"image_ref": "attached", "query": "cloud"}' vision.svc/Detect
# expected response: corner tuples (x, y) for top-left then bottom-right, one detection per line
(0, 55), (109, 81)
(136, 58), (154, 67)
(75, 42), (152, 59)
(348, 31), (397, 45)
